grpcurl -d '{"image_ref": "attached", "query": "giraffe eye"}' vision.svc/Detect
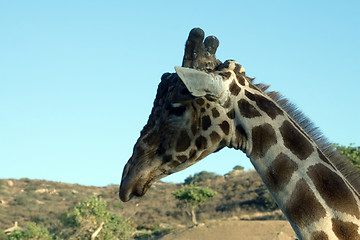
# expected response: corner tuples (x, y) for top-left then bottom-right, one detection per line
(169, 103), (187, 116)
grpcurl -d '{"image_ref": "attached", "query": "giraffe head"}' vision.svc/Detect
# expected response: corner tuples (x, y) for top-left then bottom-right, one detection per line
(119, 28), (247, 202)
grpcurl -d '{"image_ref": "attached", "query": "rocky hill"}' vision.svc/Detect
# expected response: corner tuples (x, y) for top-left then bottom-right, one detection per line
(0, 170), (286, 237)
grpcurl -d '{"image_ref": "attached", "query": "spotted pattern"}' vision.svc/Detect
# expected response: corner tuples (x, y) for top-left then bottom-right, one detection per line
(176, 155), (187, 162)
(196, 98), (205, 106)
(280, 120), (314, 160)
(308, 164), (360, 218)
(219, 71), (231, 80)
(212, 108), (220, 118)
(201, 115), (212, 131)
(227, 109), (235, 119)
(210, 131), (221, 144)
(195, 136), (207, 150)
(175, 130), (191, 152)
(264, 153), (298, 193)
(245, 90), (283, 120)
(219, 121), (230, 135)
(238, 99), (262, 118)
(311, 231), (329, 240)
(229, 81), (241, 96)
(189, 148), (196, 158)
(288, 117), (312, 142)
(234, 62), (242, 73)
(332, 218), (360, 240)
(236, 74), (246, 86)
(285, 179), (326, 228)
(251, 123), (277, 159)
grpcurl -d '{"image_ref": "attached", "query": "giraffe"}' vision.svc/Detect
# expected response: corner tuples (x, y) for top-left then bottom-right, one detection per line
(119, 28), (360, 240)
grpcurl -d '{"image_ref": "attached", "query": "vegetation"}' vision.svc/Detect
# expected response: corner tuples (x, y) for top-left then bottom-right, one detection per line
(60, 195), (134, 240)
(256, 189), (278, 211)
(184, 171), (220, 185)
(9, 222), (53, 240)
(2, 194), (134, 240)
(172, 184), (217, 225)
(0, 230), (7, 240)
(335, 143), (360, 170)
(233, 165), (245, 171)
(2, 144), (359, 238)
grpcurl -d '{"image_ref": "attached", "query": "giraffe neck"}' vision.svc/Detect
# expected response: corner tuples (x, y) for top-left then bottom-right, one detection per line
(224, 80), (360, 239)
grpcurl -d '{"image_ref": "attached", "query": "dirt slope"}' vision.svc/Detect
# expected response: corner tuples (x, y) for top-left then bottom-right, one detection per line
(159, 220), (296, 240)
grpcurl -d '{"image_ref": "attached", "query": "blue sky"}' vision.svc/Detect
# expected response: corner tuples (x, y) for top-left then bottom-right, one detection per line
(1, 1), (359, 187)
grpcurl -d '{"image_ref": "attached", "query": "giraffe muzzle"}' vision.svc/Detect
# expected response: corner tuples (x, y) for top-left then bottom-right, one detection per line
(119, 159), (159, 202)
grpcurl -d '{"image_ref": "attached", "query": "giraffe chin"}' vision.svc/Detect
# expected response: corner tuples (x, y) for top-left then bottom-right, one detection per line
(119, 176), (153, 202)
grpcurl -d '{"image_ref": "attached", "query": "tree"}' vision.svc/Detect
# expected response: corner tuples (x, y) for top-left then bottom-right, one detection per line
(233, 165), (244, 171)
(61, 195), (134, 240)
(172, 184), (217, 225)
(335, 143), (360, 170)
(8, 222), (53, 240)
(184, 171), (219, 185)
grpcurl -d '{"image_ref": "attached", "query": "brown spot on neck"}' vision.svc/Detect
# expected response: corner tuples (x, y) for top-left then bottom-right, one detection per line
(245, 90), (283, 120)
(238, 99), (262, 118)
(280, 120), (314, 160)
(219, 71), (231, 80)
(332, 218), (360, 240)
(251, 123), (277, 159)
(264, 153), (298, 193)
(311, 231), (329, 240)
(236, 73), (246, 86)
(308, 164), (360, 219)
(285, 179), (326, 228)
(229, 80), (241, 96)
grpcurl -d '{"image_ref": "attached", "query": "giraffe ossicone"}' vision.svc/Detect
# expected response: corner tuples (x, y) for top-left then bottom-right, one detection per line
(119, 28), (360, 240)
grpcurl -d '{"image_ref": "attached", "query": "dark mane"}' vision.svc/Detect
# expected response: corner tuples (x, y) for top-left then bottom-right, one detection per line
(251, 80), (360, 195)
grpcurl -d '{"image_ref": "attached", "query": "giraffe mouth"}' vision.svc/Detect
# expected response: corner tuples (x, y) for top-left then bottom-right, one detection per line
(119, 173), (154, 202)
(119, 161), (162, 202)
(119, 176), (153, 202)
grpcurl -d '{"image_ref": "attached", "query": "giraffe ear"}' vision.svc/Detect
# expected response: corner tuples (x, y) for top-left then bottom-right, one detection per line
(175, 66), (225, 99)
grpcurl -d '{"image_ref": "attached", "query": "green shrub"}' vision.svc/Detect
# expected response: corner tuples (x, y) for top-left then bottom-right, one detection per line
(233, 165), (244, 171)
(335, 143), (360, 170)
(256, 189), (278, 211)
(172, 184), (217, 224)
(8, 222), (53, 240)
(61, 195), (134, 239)
(184, 171), (219, 185)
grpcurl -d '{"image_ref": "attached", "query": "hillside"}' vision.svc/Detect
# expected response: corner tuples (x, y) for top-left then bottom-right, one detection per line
(0, 170), (286, 238)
